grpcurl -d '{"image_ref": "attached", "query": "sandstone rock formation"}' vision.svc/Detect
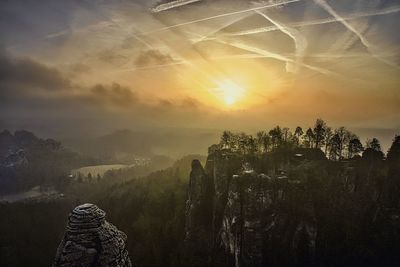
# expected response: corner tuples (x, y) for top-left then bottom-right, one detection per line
(184, 159), (214, 239)
(184, 154), (317, 267)
(54, 203), (132, 267)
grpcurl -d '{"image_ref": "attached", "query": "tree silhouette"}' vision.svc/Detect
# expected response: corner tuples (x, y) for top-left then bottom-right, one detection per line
(269, 126), (283, 149)
(387, 135), (400, 162)
(348, 137), (364, 158)
(366, 138), (382, 152)
(313, 118), (327, 149)
(385, 135), (400, 206)
(304, 128), (315, 148)
(294, 126), (303, 146)
(324, 127), (333, 156)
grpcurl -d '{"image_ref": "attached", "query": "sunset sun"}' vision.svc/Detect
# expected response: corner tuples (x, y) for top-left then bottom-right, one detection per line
(214, 79), (245, 106)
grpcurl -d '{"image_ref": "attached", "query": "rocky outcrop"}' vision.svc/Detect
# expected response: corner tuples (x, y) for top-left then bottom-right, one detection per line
(54, 203), (132, 267)
(185, 159), (214, 239)
(184, 153), (317, 267)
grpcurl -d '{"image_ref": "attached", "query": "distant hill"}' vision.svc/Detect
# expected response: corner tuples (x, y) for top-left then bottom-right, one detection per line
(0, 130), (97, 193)
(63, 128), (220, 160)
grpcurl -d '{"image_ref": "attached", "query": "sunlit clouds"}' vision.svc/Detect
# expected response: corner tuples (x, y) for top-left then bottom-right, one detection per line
(0, 0), (399, 134)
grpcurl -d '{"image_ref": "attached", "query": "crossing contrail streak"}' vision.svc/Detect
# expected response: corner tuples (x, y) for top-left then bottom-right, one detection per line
(255, 10), (307, 73)
(221, 5), (400, 37)
(210, 52), (393, 61)
(213, 39), (337, 76)
(313, 0), (400, 69)
(192, 12), (254, 44)
(143, 0), (300, 34)
(150, 0), (203, 13)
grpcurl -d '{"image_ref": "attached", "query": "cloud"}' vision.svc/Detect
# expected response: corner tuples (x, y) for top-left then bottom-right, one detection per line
(0, 51), (137, 110)
(0, 51), (207, 127)
(134, 49), (176, 66)
(0, 53), (70, 94)
(89, 83), (137, 107)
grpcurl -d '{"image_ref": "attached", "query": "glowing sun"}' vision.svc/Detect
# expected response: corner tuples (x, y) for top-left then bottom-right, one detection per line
(213, 79), (245, 106)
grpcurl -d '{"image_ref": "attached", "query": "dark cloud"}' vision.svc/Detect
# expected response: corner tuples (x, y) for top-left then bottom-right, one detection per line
(0, 53), (70, 94)
(0, 52), (205, 129)
(90, 83), (137, 107)
(134, 49), (176, 67)
(0, 50), (137, 110)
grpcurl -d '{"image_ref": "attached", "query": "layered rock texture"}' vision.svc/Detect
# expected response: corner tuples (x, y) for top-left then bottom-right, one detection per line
(54, 203), (132, 267)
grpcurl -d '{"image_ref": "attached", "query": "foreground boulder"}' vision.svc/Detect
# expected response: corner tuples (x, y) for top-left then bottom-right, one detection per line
(54, 203), (132, 267)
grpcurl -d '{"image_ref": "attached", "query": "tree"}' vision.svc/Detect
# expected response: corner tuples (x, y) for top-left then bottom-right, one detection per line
(256, 131), (268, 153)
(282, 127), (291, 143)
(304, 128), (315, 148)
(269, 126), (283, 148)
(313, 118), (327, 149)
(366, 138), (382, 152)
(329, 127), (351, 160)
(348, 137), (364, 158)
(387, 135), (400, 163)
(324, 127), (333, 155)
(294, 126), (303, 146)
(386, 135), (400, 206)
(247, 135), (257, 155)
(238, 132), (249, 154)
(262, 132), (272, 152)
(220, 131), (233, 150)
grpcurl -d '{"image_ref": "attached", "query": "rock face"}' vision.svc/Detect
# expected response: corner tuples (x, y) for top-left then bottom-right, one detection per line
(54, 203), (132, 267)
(184, 154), (317, 267)
(185, 159), (214, 240)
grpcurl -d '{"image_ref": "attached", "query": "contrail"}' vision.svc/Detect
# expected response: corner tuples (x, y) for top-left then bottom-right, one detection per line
(150, 0), (203, 13)
(213, 39), (337, 76)
(313, 0), (400, 69)
(210, 52), (390, 61)
(221, 5), (400, 37)
(192, 12), (255, 44)
(143, 0), (300, 34)
(255, 10), (307, 73)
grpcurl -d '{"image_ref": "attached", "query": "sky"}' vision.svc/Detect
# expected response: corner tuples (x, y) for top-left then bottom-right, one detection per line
(0, 0), (399, 142)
